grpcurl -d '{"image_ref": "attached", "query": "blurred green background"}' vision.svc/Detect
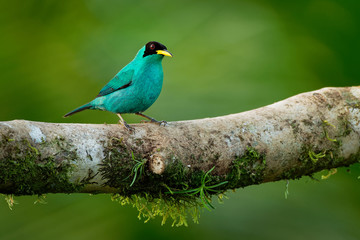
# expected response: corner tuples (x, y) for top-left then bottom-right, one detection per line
(1, 0), (360, 239)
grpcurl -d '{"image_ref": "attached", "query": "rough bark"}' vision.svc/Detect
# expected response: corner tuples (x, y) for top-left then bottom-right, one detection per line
(0, 87), (360, 196)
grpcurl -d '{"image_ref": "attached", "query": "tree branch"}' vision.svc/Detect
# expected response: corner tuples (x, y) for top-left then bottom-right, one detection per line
(1, 87), (360, 196)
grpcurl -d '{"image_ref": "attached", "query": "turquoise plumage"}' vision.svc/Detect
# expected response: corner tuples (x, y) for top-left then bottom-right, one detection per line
(64, 41), (172, 130)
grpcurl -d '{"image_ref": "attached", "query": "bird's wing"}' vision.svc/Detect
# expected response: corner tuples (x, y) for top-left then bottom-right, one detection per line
(97, 69), (134, 97)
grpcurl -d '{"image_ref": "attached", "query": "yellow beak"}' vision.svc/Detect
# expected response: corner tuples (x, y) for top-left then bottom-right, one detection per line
(156, 50), (173, 57)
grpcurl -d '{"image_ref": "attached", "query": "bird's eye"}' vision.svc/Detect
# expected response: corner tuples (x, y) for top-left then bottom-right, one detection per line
(150, 44), (155, 50)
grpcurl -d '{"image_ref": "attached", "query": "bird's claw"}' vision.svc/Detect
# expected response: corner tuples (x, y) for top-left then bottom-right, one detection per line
(119, 121), (135, 132)
(159, 120), (167, 126)
(140, 119), (167, 126)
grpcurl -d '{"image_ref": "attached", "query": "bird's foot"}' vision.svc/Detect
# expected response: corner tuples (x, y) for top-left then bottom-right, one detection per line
(118, 120), (134, 132)
(117, 113), (134, 132)
(140, 119), (167, 126)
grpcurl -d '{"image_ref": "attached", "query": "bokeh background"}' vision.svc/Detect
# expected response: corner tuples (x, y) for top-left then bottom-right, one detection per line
(1, 0), (360, 239)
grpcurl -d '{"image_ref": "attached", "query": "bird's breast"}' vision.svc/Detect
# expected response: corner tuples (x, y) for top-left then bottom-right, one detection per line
(137, 62), (162, 85)
(120, 64), (163, 112)
(99, 62), (164, 114)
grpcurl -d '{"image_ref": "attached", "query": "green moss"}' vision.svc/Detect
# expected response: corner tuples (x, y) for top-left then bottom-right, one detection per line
(322, 120), (338, 142)
(339, 118), (352, 137)
(280, 139), (359, 181)
(280, 118), (356, 180)
(101, 155), (200, 226)
(99, 137), (139, 189)
(280, 147), (317, 180)
(285, 118), (351, 179)
(167, 166), (228, 211)
(308, 150), (326, 164)
(99, 137), (240, 226)
(280, 167), (302, 180)
(80, 169), (98, 185)
(3, 194), (17, 210)
(108, 162), (230, 226)
(101, 137), (195, 195)
(298, 147), (332, 175)
(111, 193), (201, 227)
(26, 140), (39, 155)
(34, 194), (47, 204)
(226, 147), (266, 189)
(0, 137), (84, 195)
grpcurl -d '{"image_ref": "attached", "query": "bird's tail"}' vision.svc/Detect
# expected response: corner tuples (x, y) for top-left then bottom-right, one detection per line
(63, 103), (92, 118)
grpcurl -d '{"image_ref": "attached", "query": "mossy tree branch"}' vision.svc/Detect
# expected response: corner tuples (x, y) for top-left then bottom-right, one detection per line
(1, 87), (360, 196)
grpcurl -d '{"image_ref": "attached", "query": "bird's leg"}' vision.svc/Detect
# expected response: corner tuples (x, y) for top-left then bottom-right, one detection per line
(135, 112), (167, 126)
(117, 113), (133, 131)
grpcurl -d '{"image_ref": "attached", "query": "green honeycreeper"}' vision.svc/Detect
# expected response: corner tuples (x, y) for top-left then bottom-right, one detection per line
(64, 41), (172, 130)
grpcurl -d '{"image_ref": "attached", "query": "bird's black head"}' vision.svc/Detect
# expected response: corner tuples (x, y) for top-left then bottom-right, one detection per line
(143, 41), (172, 58)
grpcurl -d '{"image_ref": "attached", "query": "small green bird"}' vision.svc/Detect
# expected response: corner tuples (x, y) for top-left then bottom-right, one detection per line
(64, 41), (172, 130)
